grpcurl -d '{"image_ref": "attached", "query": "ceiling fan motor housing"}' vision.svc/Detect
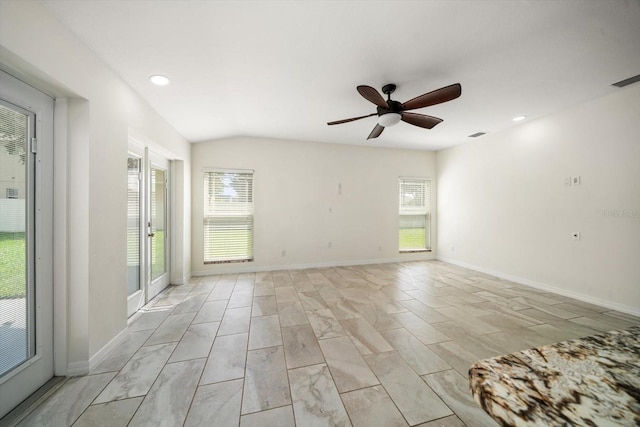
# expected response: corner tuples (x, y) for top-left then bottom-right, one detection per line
(377, 100), (403, 115)
(378, 88), (403, 127)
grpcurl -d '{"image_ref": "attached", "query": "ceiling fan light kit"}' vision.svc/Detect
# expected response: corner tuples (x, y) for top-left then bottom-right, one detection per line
(378, 112), (402, 127)
(328, 82), (462, 140)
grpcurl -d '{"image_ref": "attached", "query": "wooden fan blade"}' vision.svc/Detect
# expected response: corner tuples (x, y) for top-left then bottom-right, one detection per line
(367, 124), (384, 140)
(401, 112), (443, 129)
(327, 113), (377, 125)
(357, 85), (388, 108)
(401, 83), (461, 111)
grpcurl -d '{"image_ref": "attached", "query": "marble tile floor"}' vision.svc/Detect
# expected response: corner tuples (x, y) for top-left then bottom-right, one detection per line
(9, 260), (640, 427)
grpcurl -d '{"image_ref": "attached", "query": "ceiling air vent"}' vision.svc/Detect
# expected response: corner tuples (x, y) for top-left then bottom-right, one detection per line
(612, 73), (640, 88)
(468, 132), (486, 138)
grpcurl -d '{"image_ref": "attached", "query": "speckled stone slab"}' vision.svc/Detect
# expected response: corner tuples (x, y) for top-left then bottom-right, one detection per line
(468, 326), (640, 426)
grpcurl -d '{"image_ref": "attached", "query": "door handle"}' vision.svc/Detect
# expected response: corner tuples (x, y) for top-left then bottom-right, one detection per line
(148, 232), (155, 237)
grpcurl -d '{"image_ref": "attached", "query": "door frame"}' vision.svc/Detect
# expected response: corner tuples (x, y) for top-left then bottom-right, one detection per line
(126, 141), (171, 317)
(126, 144), (146, 318)
(146, 149), (171, 301)
(0, 70), (54, 419)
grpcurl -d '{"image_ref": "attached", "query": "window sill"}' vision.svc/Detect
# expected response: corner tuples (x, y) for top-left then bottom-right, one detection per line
(204, 258), (254, 265)
(399, 249), (431, 254)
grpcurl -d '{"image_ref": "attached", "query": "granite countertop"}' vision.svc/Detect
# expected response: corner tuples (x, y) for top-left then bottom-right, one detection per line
(468, 325), (640, 426)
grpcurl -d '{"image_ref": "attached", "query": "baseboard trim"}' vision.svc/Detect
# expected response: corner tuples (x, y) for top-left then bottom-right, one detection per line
(170, 273), (193, 286)
(84, 327), (129, 374)
(437, 256), (640, 317)
(192, 253), (436, 277)
(66, 361), (90, 377)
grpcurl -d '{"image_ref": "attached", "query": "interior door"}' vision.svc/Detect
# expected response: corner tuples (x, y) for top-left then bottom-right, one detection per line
(0, 71), (54, 418)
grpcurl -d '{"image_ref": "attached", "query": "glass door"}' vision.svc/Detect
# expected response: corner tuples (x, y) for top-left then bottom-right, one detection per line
(127, 147), (170, 315)
(0, 101), (34, 379)
(126, 153), (144, 317)
(147, 153), (170, 300)
(0, 71), (54, 419)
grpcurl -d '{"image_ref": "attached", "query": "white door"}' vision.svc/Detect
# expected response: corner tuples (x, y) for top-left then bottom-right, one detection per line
(0, 71), (54, 418)
(126, 150), (145, 317)
(127, 147), (170, 317)
(147, 151), (170, 301)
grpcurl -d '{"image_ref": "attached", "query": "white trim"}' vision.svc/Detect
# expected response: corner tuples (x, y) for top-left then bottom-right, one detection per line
(204, 167), (254, 174)
(0, 355), (42, 385)
(192, 253), (436, 276)
(87, 328), (129, 373)
(437, 256), (640, 317)
(170, 160), (180, 285)
(66, 361), (90, 377)
(399, 175), (434, 180)
(53, 97), (68, 376)
(127, 289), (144, 318)
(172, 273), (192, 286)
(127, 309), (145, 326)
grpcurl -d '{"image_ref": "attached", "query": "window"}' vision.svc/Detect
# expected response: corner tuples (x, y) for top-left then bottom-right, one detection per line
(399, 178), (431, 252)
(204, 169), (254, 263)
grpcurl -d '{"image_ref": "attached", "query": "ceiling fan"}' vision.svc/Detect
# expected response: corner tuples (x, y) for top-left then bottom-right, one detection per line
(327, 83), (462, 140)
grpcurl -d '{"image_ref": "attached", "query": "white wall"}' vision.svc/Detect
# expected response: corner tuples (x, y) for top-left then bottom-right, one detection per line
(192, 137), (436, 275)
(0, 1), (191, 371)
(437, 84), (640, 315)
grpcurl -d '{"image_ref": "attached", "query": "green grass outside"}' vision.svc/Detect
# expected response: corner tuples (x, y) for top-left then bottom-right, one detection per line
(0, 232), (26, 299)
(204, 228), (253, 262)
(399, 227), (427, 250)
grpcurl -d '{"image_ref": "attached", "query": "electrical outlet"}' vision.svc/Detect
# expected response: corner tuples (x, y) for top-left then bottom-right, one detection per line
(328, 241), (332, 248)
(572, 176), (581, 185)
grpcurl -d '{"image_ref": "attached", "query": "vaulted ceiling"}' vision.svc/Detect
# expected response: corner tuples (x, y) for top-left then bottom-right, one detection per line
(44, 0), (640, 150)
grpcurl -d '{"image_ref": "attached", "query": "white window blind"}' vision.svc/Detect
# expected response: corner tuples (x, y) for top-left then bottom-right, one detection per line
(399, 178), (431, 251)
(126, 156), (141, 296)
(204, 170), (254, 263)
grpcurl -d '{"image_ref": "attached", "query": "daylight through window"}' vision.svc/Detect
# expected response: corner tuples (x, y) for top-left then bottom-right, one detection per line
(399, 178), (431, 252)
(204, 169), (254, 263)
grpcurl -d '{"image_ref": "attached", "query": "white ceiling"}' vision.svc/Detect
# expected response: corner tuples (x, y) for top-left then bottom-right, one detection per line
(43, 0), (640, 151)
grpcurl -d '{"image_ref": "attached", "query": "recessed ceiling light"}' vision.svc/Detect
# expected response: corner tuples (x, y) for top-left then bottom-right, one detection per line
(149, 75), (170, 86)
(468, 132), (486, 138)
(512, 115), (527, 122)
